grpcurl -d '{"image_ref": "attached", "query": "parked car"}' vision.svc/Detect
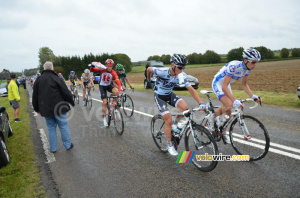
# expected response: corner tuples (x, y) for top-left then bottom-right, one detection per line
(297, 86), (300, 99)
(144, 61), (199, 90)
(174, 72), (198, 90)
(93, 72), (101, 84)
(144, 60), (165, 89)
(0, 106), (13, 169)
(0, 82), (8, 97)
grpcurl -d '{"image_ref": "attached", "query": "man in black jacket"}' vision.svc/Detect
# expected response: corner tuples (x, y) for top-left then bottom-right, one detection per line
(32, 61), (75, 153)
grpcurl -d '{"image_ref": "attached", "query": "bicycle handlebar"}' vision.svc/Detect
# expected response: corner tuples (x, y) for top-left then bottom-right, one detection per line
(239, 98), (258, 109)
(231, 98), (259, 116)
(171, 107), (203, 117)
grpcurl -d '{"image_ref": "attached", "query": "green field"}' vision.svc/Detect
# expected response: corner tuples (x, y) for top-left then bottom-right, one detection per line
(130, 83), (300, 108)
(131, 63), (225, 73)
(0, 88), (45, 197)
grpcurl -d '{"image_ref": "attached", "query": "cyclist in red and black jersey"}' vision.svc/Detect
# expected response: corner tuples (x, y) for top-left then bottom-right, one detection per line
(89, 59), (123, 127)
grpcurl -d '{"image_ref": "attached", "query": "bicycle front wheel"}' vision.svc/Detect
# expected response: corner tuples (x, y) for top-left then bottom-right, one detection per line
(87, 94), (92, 109)
(151, 115), (168, 153)
(122, 94), (134, 117)
(113, 108), (124, 135)
(185, 124), (219, 172)
(75, 90), (79, 104)
(229, 115), (270, 161)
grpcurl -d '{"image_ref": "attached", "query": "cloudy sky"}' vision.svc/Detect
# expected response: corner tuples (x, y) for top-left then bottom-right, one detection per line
(0, 0), (299, 72)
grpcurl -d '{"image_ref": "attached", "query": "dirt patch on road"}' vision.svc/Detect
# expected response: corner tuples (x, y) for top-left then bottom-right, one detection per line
(128, 59), (300, 93)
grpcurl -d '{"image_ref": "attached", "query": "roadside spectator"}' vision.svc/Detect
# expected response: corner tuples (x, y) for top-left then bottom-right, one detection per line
(32, 61), (75, 153)
(5, 78), (10, 92)
(22, 77), (26, 89)
(7, 74), (21, 122)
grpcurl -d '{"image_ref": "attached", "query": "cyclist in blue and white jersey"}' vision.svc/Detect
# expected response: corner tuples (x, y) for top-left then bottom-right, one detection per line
(147, 54), (206, 156)
(209, 48), (263, 143)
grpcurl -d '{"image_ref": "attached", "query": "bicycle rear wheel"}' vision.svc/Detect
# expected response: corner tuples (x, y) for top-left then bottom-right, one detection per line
(184, 124), (218, 172)
(106, 107), (111, 127)
(229, 115), (270, 161)
(151, 115), (168, 153)
(113, 108), (124, 135)
(122, 94), (134, 117)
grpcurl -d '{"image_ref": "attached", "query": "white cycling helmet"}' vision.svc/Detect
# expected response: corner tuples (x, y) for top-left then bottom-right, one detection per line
(242, 48), (261, 61)
(84, 69), (90, 74)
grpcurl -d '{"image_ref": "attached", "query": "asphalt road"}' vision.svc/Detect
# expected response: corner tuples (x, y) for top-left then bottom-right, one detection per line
(27, 85), (300, 197)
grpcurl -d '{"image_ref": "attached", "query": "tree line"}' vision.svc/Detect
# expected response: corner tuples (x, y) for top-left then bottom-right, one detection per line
(35, 47), (133, 78)
(147, 47), (300, 64)
(23, 46), (300, 77)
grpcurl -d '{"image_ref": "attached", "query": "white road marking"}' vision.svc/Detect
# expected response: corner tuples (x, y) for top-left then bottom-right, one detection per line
(39, 129), (56, 163)
(233, 138), (300, 160)
(232, 133), (300, 154)
(78, 92), (300, 160)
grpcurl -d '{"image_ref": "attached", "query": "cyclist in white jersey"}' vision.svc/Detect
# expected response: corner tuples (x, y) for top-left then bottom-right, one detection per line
(147, 54), (206, 156)
(209, 48), (263, 143)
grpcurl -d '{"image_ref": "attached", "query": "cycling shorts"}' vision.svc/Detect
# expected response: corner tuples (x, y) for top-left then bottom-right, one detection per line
(99, 84), (115, 99)
(212, 80), (232, 100)
(83, 80), (91, 88)
(154, 92), (182, 116)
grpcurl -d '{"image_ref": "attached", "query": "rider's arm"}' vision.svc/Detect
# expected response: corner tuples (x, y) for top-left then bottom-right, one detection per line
(91, 76), (94, 86)
(112, 71), (122, 93)
(222, 75), (236, 102)
(147, 67), (153, 81)
(187, 86), (203, 105)
(124, 77), (132, 87)
(112, 80), (118, 87)
(90, 62), (107, 71)
(241, 76), (253, 97)
(115, 79), (122, 93)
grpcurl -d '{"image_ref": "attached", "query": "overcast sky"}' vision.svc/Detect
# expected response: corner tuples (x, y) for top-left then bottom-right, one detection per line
(0, 0), (299, 72)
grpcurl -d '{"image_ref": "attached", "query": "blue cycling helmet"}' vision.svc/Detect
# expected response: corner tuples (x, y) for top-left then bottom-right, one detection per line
(70, 71), (75, 75)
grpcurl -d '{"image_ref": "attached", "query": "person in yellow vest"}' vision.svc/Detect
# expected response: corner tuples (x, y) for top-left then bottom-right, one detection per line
(8, 74), (21, 122)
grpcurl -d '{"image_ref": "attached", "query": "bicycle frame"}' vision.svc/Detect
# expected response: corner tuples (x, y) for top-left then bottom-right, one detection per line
(200, 90), (258, 140)
(167, 108), (202, 146)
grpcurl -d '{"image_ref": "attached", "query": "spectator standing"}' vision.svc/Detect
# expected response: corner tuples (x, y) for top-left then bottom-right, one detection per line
(32, 61), (75, 153)
(7, 74), (21, 122)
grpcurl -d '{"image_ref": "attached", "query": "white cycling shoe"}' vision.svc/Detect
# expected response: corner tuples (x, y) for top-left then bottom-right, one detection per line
(103, 117), (108, 127)
(222, 134), (231, 144)
(167, 145), (178, 156)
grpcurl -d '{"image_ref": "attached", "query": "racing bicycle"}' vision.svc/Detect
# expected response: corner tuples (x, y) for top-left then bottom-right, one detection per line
(107, 94), (124, 135)
(119, 89), (134, 117)
(70, 85), (79, 104)
(200, 90), (270, 161)
(83, 84), (92, 109)
(151, 108), (219, 172)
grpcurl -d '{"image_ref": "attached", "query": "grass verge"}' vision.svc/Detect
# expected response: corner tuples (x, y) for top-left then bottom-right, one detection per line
(0, 88), (45, 197)
(131, 83), (300, 108)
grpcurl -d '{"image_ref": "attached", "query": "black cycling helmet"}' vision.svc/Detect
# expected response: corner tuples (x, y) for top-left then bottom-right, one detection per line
(170, 54), (188, 66)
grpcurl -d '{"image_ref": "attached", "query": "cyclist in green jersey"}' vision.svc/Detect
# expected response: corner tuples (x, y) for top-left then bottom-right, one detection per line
(115, 64), (134, 91)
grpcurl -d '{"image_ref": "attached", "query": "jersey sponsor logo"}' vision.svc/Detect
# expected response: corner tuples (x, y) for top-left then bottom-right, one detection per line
(229, 65), (235, 72)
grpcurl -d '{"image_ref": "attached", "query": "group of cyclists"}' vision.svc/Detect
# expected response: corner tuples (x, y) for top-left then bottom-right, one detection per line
(64, 60), (134, 126)
(146, 49), (262, 156)
(54, 48), (262, 157)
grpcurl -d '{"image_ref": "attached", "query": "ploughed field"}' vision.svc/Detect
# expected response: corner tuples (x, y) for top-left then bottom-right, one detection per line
(127, 59), (300, 93)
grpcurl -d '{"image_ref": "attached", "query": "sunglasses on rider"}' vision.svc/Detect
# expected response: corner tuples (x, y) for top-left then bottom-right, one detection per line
(176, 65), (185, 70)
(250, 61), (257, 64)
